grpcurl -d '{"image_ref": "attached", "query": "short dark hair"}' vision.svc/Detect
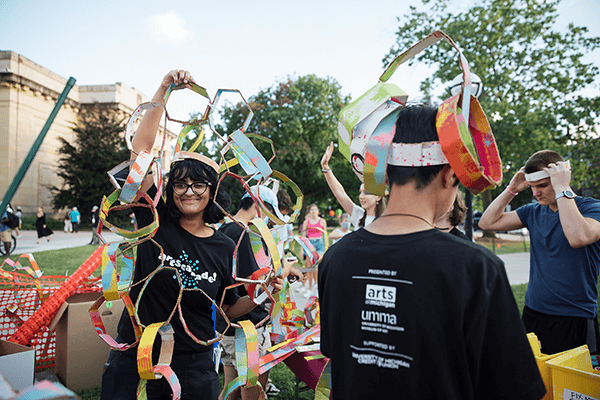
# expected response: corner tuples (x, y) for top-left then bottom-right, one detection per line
(524, 150), (564, 174)
(238, 195), (275, 214)
(386, 105), (448, 189)
(165, 159), (231, 224)
(277, 189), (293, 212)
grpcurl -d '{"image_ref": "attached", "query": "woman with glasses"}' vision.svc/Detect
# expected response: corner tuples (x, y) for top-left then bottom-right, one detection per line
(101, 70), (288, 400)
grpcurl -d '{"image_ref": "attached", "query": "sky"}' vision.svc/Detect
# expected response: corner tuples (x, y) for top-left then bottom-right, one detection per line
(1, 0), (599, 123)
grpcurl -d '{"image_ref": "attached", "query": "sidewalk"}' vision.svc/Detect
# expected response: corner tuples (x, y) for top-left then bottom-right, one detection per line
(10, 229), (121, 255)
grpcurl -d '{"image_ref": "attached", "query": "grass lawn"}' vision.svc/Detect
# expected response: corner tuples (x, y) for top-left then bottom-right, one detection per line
(2, 239), (598, 399)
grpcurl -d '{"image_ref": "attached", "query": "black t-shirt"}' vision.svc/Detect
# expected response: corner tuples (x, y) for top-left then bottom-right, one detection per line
(116, 187), (239, 354)
(318, 228), (546, 400)
(216, 222), (269, 335)
(449, 226), (470, 241)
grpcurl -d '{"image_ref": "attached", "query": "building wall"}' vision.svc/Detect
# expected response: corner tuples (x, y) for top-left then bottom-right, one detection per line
(0, 51), (175, 217)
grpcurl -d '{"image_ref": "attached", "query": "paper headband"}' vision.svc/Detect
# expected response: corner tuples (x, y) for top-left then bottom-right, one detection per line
(388, 141), (448, 167)
(525, 160), (570, 182)
(172, 151), (219, 174)
(337, 30), (502, 196)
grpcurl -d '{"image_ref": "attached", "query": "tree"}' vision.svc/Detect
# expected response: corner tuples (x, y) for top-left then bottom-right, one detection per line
(384, 0), (600, 219)
(52, 107), (130, 221)
(206, 75), (356, 221)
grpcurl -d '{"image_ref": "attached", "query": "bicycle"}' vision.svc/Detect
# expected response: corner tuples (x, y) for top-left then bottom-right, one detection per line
(0, 231), (17, 256)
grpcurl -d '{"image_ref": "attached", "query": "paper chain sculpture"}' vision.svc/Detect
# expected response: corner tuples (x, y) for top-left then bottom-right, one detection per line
(338, 30), (502, 197)
(90, 80), (324, 399)
(86, 29), (503, 400)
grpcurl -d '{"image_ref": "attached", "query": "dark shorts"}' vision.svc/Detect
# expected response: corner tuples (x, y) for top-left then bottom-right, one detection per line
(101, 347), (219, 400)
(522, 306), (598, 355)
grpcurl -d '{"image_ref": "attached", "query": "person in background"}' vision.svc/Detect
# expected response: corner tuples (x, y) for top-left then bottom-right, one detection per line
(329, 213), (351, 245)
(300, 203), (327, 298)
(321, 141), (385, 229)
(14, 206), (22, 238)
(63, 212), (72, 233)
(479, 149), (600, 355)
(434, 191), (470, 241)
(69, 207), (81, 233)
(0, 209), (12, 254)
(217, 185), (298, 400)
(273, 189), (294, 256)
(35, 207), (53, 243)
(89, 205), (100, 245)
(318, 105), (546, 399)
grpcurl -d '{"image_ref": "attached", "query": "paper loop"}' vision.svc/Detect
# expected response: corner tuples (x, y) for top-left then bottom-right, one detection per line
(98, 190), (159, 241)
(101, 242), (136, 301)
(137, 322), (175, 380)
(125, 102), (168, 159)
(208, 88), (254, 142)
(134, 266), (183, 329)
(119, 151), (154, 204)
(89, 293), (142, 351)
(176, 289), (230, 346)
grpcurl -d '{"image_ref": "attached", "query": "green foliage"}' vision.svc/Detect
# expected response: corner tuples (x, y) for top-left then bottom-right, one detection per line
(20, 215), (63, 231)
(51, 107), (130, 218)
(385, 0), (600, 206)
(201, 75), (359, 217)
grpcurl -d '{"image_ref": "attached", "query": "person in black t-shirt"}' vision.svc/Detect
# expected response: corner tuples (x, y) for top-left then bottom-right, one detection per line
(101, 70), (288, 400)
(218, 185), (301, 400)
(318, 105), (546, 400)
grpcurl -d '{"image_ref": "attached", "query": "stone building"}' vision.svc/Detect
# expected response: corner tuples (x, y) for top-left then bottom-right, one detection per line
(0, 51), (175, 217)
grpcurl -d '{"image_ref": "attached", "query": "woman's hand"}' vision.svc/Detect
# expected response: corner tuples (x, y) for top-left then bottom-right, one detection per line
(160, 70), (195, 91)
(321, 141), (334, 170)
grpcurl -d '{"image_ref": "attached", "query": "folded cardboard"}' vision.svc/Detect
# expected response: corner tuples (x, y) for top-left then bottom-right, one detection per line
(50, 292), (123, 392)
(0, 340), (35, 393)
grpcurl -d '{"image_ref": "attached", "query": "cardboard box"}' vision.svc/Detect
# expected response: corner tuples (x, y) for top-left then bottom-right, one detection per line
(0, 340), (35, 393)
(50, 292), (124, 392)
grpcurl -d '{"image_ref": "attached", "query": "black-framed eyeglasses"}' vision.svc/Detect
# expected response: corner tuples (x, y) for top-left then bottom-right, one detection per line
(172, 181), (211, 195)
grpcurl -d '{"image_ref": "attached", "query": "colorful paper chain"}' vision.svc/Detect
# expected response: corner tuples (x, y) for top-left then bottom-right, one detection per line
(90, 80), (310, 400)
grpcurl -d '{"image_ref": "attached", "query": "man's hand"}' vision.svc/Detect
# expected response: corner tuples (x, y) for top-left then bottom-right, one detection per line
(508, 167), (529, 194)
(544, 161), (572, 193)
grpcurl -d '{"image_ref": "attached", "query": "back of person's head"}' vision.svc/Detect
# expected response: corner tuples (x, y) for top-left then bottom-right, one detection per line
(166, 158), (231, 224)
(277, 189), (293, 213)
(448, 191), (467, 227)
(238, 186), (277, 215)
(524, 150), (564, 174)
(386, 105), (445, 189)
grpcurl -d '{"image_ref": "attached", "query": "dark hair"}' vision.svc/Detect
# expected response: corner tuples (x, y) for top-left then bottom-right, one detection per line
(358, 196), (386, 228)
(524, 150), (564, 174)
(238, 195), (275, 214)
(387, 105), (455, 189)
(277, 189), (293, 212)
(165, 159), (231, 224)
(448, 191), (467, 227)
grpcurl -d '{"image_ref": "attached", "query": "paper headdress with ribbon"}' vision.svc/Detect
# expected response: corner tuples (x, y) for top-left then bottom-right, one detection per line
(337, 30), (502, 196)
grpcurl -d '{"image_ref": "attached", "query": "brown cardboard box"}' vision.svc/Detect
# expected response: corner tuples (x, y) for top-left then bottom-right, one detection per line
(0, 340), (35, 393)
(50, 292), (124, 392)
